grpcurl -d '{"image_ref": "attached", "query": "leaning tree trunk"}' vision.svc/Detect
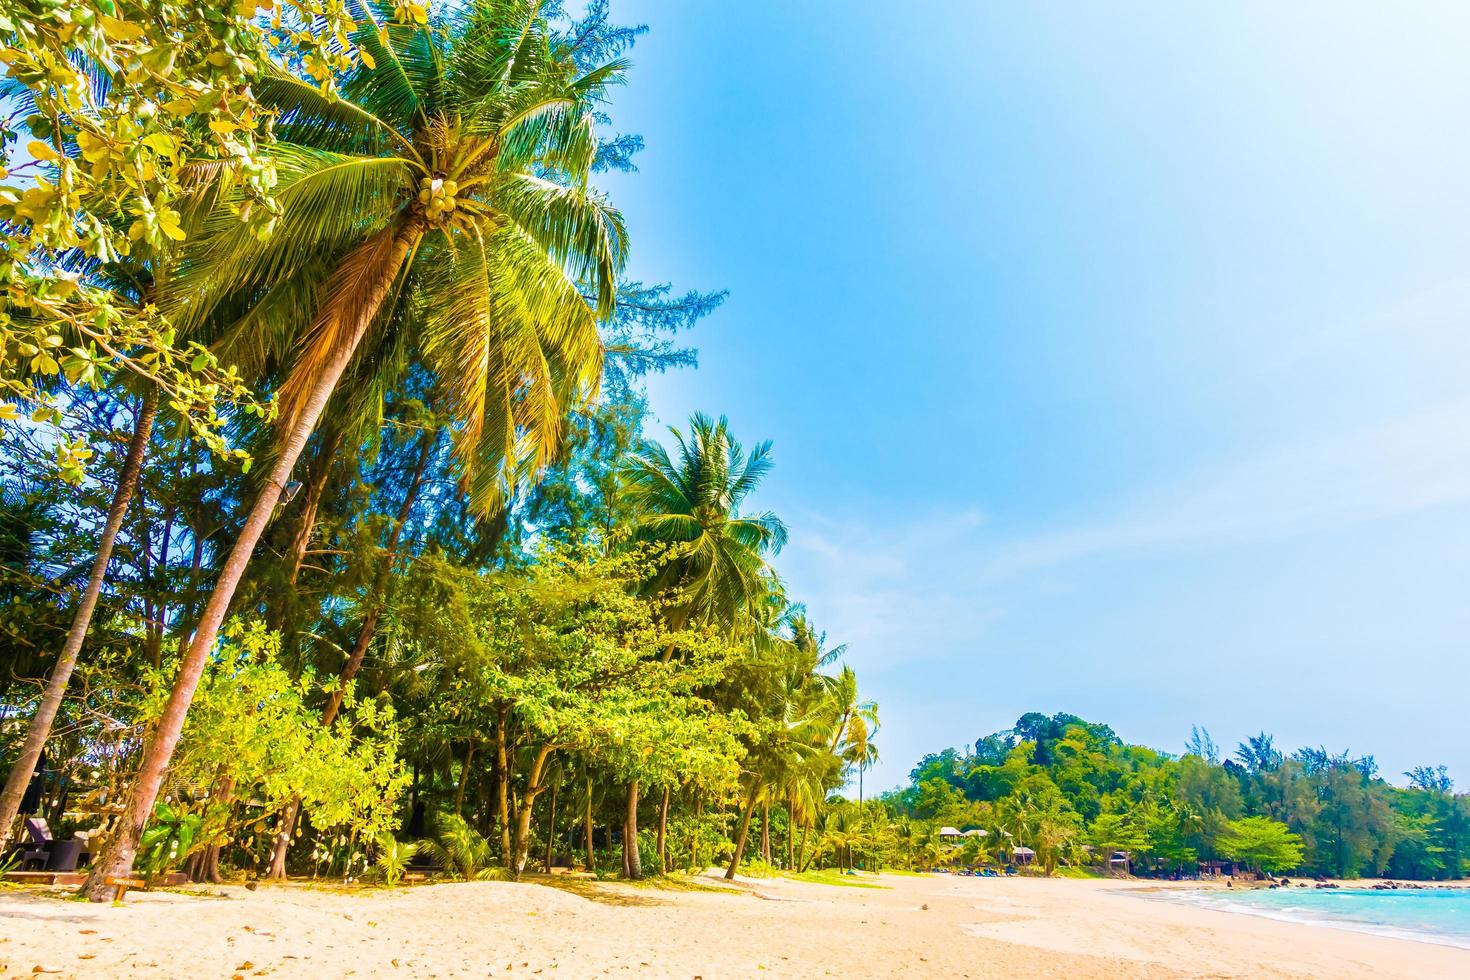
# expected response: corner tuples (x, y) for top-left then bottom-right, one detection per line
(0, 386), (157, 850)
(761, 800), (771, 864)
(724, 781), (762, 880)
(281, 428), (342, 587)
(265, 427), (433, 879)
(622, 781), (641, 880)
(798, 823), (814, 872)
(317, 429), (432, 724)
(82, 221), (423, 902)
(266, 425), (343, 635)
(188, 774), (233, 883)
(511, 747), (554, 879)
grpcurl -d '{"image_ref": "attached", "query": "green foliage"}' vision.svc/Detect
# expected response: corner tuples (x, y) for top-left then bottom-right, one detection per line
(138, 802), (201, 883)
(0, 0), (355, 474)
(623, 413), (788, 630)
(421, 814), (502, 881)
(147, 620), (407, 863)
(1218, 816), (1305, 873)
(366, 833), (425, 887)
(169, 0), (628, 515)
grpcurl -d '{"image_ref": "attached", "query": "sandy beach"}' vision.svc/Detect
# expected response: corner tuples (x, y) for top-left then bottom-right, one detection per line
(1, 872), (1466, 979)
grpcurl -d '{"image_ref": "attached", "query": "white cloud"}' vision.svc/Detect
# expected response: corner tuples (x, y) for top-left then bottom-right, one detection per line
(985, 393), (1470, 578)
(774, 507), (993, 674)
(773, 393), (1470, 680)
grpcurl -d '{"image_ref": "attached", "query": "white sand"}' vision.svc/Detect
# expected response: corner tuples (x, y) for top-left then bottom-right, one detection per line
(2, 873), (1467, 978)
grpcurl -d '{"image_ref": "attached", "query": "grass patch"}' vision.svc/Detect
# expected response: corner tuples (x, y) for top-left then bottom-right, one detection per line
(534, 875), (667, 906)
(532, 870), (742, 904)
(622, 873), (740, 894)
(1053, 866), (1106, 879)
(784, 868), (888, 890)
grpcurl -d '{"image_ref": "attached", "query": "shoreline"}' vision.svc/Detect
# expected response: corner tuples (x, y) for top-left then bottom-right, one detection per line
(1130, 879), (1470, 953)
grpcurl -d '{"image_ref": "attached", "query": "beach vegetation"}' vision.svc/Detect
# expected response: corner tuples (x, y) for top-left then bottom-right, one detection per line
(0, 0), (881, 895)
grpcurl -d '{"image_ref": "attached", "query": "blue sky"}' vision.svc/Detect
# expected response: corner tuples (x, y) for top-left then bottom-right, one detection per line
(598, 2), (1470, 792)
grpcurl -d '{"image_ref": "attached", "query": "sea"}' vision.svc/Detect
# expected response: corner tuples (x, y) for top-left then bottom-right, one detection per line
(1165, 885), (1470, 949)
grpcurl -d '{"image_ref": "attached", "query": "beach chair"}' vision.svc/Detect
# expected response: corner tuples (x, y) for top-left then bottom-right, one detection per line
(19, 817), (53, 870)
(22, 817), (86, 872)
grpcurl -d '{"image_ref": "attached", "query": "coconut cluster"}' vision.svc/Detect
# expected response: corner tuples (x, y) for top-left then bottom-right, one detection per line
(418, 176), (461, 225)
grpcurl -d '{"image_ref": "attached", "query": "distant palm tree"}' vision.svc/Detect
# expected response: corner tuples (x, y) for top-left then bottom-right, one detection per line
(843, 713), (881, 803)
(622, 413), (787, 637)
(84, 0), (626, 899)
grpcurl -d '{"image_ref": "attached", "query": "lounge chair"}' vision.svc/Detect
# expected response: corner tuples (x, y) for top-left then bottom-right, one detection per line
(21, 817), (86, 872)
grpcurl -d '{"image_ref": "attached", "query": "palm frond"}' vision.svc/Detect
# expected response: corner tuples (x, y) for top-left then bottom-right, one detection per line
(165, 147), (411, 334)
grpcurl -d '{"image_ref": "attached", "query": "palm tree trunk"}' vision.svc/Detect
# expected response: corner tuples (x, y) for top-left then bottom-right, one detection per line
(786, 806), (794, 870)
(656, 786), (672, 874)
(761, 800), (771, 864)
(0, 386), (157, 850)
(798, 824), (813, 872)
(583, 776), (595, 874)
(266, 797), (300, 879)
(829, 708), (851, 753)
(454, 741), (476, 817)
(189, 773), (233, 883)
(690, 796), (702, 872)
(496, 707), (512, 863)
(142, 495), (175, 669)
(282, 430), (341, 588)
(622, 781), (641, 880)
(266, 427), (343, 634)
(82, 220), (423, 901)
(724, 782), (762, 880)
(543, 778), (559, 871)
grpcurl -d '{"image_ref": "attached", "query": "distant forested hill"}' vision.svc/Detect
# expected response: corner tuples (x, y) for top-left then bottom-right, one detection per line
(882, 712), (1469, 880)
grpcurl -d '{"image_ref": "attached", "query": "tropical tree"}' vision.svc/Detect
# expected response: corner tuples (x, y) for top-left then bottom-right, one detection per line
(622, 412), (787, 636)
(841, 706), (881, 804)
(82, 0), (626, 899)
(1218, 816), (1305, 875)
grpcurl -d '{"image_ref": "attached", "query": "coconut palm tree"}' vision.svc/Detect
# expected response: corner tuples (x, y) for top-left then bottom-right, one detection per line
(724, 624), (843, 880)
(83, 0), (625, 898)
(622, 413), (787, 637)
(618, 413), (784, 878)
(843, 713), (881, 804)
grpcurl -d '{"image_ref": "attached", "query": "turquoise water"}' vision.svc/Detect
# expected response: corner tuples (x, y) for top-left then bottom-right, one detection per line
(1170, 886), (1470, 949)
